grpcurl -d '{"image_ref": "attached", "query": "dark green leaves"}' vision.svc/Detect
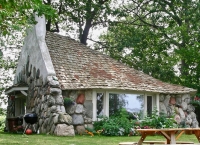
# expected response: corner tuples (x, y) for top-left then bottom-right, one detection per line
(0, 0), (57, 36)
(98, 0), (200, 92)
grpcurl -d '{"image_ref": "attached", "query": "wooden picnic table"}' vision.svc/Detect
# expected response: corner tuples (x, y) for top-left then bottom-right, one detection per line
(136, 128), (200, 145)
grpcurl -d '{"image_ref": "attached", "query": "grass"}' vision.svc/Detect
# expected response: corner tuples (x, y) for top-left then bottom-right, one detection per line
(0, 132), (199, 145)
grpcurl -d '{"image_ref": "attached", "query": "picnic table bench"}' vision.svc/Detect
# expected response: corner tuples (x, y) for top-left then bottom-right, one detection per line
(136, 128), (200, 145)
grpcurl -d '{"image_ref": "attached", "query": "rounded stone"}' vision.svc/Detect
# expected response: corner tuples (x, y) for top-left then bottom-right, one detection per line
(75, 104), (84, 114)
(72, 114), (84, 125)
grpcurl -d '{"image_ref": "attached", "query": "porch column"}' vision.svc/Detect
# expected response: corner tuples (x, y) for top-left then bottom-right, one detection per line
(105, 91), (109, 117)
(156, 93), (159, 114)
(92, 90), (97, 121)
(144, 93), (147, 117)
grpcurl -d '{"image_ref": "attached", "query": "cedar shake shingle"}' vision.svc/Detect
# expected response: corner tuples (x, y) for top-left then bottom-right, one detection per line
(45, 32), (196, 94)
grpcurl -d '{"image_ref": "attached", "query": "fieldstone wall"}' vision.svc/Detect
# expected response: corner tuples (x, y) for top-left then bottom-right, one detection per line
(159, 94), (199, 128)
(11, 60), (75, 136)
(63, 90), (93, 135)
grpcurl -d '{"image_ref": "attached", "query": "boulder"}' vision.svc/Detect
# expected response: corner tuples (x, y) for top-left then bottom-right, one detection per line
(53, 114), (59, 124)
(50, 88), (62, 96)
(190, 112), (196, 120)
(50, 124), (56, 134)
(84, 100), (93, 118)
(56, 105), (61, 112)
(47, 96), (55, 107)
(51, 106), (57, 113)
(181, 102), (187, 111)
(66, 104), (76, 115)
(175, 96), (182, 105)
(42, 95), (45, 102)
(54, 124), (75, 136)
(164, 95), (171, 107)
(174, 114), (181, 124)
(57, 112), (72, 124)
(57, 113), (66, 124)
(61, 106), (66, 113)
(186, 114), (192, 125)
(187, 105), (195, 113)
(75, 125), (85, 135)
(182, 94), (190, 102)
(159, 94), (165, 102)
(75, 104), (84, 114)
(191, 119), (199, 128)
(179, 108), (185, 120)
(84, 117), (93, 124)
(63, 114), (72, 125)
(84, 124), (94, 130)
(55, 95), (64, 105)
(174, 107), (179, 114)
(47, 76), (60, 87)
(72, 114), (84, 125)
(39, 118), (43, 126)
(159, 102), (167, 114)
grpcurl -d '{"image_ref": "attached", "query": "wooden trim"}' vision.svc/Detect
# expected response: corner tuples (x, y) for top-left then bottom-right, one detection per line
(5, 87), (28, 95)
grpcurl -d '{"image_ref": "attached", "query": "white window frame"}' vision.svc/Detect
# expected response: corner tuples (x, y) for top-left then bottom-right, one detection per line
(92, 89), (159, 121)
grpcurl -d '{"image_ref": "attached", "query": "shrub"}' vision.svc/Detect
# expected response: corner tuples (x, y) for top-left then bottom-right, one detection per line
(0, 115), (6, 131)
(93, 108), (134, 136)
(93, 116), (109, 131)
(0, 108), (6, 131)
(140, 108), (178, 129)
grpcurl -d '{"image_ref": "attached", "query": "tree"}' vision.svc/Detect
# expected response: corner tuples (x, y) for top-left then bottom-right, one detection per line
(99, 0), (200, 92)
(0, 46), (20, 107)
(99, 22), (178, 83)
(0, 0), (56, 36)
(0, 0), (56, 107)
(44, 0), (114, 45)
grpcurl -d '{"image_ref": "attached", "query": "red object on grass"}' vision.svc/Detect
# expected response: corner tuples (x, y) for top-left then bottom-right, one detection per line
(25, 129), (32, 135)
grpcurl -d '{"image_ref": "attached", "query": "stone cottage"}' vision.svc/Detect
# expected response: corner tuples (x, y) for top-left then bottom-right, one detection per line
(5, 15), (198, 136)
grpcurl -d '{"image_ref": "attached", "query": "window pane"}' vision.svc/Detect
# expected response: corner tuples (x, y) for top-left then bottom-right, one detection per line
(109, 94), (127, 116)
(109, 94), (144, 119)
(97, 93), (104, 118)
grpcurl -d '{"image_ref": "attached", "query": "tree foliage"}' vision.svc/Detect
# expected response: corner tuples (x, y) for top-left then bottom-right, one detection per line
(0, 46), (21, 107)
(45, 0), (115, 45)
(99, 0), (200, 92)
(0, 0), (57, 36)
(0, 0), (56, 107)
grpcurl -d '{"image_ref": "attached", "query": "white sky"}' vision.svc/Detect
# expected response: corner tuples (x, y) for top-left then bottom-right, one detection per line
(125, 94), (142, 109)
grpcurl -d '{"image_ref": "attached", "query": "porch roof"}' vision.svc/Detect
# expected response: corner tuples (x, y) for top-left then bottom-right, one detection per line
(45, 32), (197, 94)
(5, 83), (28, 95)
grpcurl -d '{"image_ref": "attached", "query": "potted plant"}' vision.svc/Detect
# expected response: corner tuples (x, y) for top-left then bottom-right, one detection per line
(64, 97), (74, 107)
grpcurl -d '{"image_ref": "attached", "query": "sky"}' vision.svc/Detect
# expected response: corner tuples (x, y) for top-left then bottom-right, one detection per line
(124, 94), (143, 113)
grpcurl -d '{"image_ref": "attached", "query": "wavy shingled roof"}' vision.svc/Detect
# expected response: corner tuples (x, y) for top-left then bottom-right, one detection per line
(45, 32), (196, 94)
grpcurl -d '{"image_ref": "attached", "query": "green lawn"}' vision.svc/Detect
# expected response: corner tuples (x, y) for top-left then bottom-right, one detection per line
(0, 132), (199, 145)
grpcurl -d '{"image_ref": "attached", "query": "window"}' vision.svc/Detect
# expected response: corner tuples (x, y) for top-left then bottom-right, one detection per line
(109, 93), (144, 119)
